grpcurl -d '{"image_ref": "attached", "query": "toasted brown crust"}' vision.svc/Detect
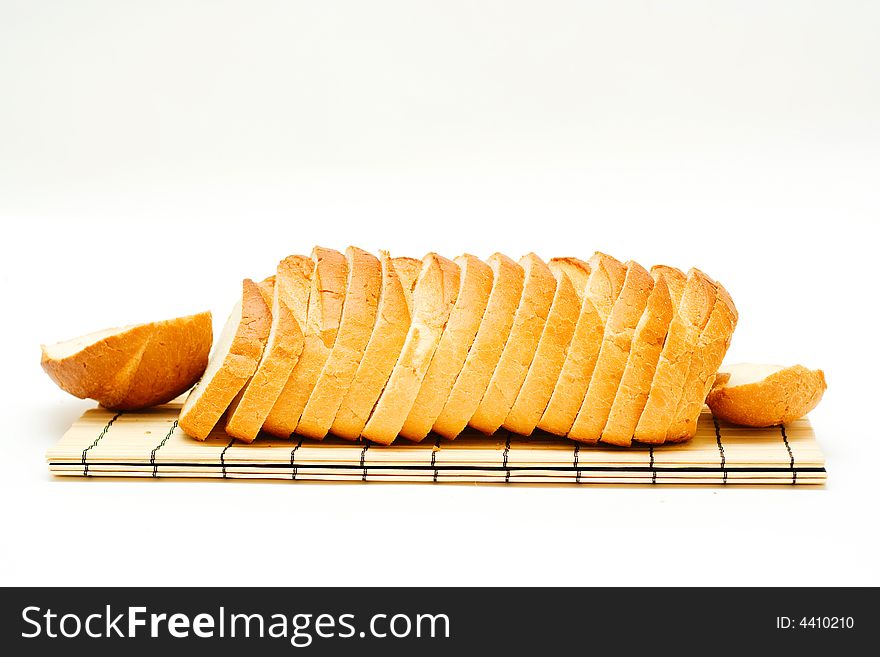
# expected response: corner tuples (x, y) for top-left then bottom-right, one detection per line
(548, 257), (591, 294)
(537, 254), (625, 436)
(179, 280), (271, 440)
(41, 313), (212, 411)
(296, 247), (382, 439)
(331, 252), (412, 440)
(706, 364), (826, 427)
(224, 257), (310, 442)
(504, 266), (580, 435)
(393, 256), (421, 313)
(569, 261), (654, 443)
(651, 265), (686, 305)
(585, 252), (628, 321)
(666, 278), (739, 441)
(469, 253), (555, 435)
(600, 268), (674, 446)
(432, 253), (523, 440)
(262, 247), (348, 438)
(399, 254), (493, 442)
(633, 268), (716, 444)
(256, 276), (275, 305)
(362, 253), (461, 444)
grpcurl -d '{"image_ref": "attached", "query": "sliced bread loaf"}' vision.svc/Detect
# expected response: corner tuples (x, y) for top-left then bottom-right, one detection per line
(330, 252), (412, 440)
(503, 265), (580, 435)
(399, 254), (493, 442)
(469, 253), (556, 435)
(600, 266), (675, 446)
(179, 279), (272, 440)
(224, 257), (311, 442)
(262, 247), (348, 438)
(633, 268), (716, 443)
(431, 253), (523, 440)
(41, 312), (212, 411)
(568, 261), (654, 442)
(296, 247), (382, 439)
(361, 254), (461, 445)
(537, 253), (626, 436)
(665, 278), (738, 442)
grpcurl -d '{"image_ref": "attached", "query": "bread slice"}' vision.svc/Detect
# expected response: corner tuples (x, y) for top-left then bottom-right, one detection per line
(296, 247), (382, 439)
(262, 247), (348, 438)
(633, 268), (716, 443)
(469, 253), (556, 435)
(665, 278), (739, 441)
(393, 256), (421, 313)
(330, 252), (412, 440)
(537, 253), (626, 436)
(706, 363), (826, 427)
(600, 266), (675, 446)
(568, 261), (654, 442)
(432, 253), (523, 440)
(41, 312), (212, 410)
(399, 254), (493, 442)
(224, 257), (311, 442)
(503, 265), (580, 435)
(361, 254), (461, 444)
(583, 252), (628, 320)
(536, 257), (594, 435)
(651, 265), (687, 304)
(546, 257), (591, 294)
(179, 280), (272, 440)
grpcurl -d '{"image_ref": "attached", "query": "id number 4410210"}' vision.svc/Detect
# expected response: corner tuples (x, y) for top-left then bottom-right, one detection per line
(776, 617), (855, 630)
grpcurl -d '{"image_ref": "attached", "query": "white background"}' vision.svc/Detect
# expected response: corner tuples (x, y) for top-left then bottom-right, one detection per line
(1, 1), (878, 586)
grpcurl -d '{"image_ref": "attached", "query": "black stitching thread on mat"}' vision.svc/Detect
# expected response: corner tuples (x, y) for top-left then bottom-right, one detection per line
(220, 438), (235, 479)
(712, 413), (727, 484)
(502, 434), (512, 483)
(150, 420), (177, 478)
(360, 443), (370, 482)
(573, 444), (581, 484)
(57, 461), (825, 474)
(649, 446), (656, 485)
(289, 437), (304, 481)
(780, 424), (797, 485)
(82, 411), (123, 476)
(431, 436), (441, 483)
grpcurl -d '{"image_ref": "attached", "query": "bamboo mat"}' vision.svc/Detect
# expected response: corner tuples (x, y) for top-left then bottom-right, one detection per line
(46, 403), (826, 485)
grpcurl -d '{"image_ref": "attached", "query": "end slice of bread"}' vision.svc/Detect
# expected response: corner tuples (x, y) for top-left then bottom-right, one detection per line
(503, 265), (580, 435)
(706, 363), (826, 427)
(331, 252), (412, 440)
(296, 247), (382, 439)
(361, 253), (461, 445)
(432, 253), (523, 440)
(399, 254), (493, 442)
(41, 312), (212, 410)
(178, 280), (271, 440)
(568, 261), (655, 442)
(600, 267), (675, 446)
(262, 247), (348, 438)
(224, 257), (311, 442)
(469, 253), (556, 435)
